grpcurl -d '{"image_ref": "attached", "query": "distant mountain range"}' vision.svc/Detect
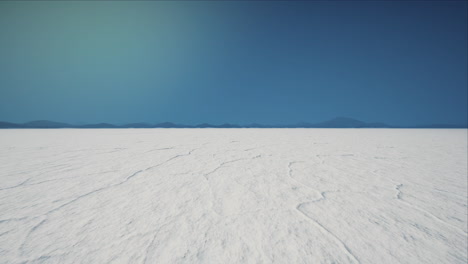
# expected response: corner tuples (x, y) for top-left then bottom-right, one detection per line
(0, 117), (466, 129)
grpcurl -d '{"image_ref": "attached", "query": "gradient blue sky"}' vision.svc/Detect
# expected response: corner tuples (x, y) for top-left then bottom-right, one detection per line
(0, 1), (466, 126)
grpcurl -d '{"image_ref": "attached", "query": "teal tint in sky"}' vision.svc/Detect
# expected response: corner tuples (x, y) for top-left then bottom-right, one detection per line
(0, 1), (466, 126)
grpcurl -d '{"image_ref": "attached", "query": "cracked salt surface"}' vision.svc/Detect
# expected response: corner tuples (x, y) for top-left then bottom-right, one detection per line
(0, 129), (466, 263)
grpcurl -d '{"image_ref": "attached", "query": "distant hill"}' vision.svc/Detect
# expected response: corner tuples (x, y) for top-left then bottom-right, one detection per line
(0, 121), (23, 128)
(78, 123), (117, 128)
(0, 118), (465, 129)
(121, 123), (153, 128)
(302, 117), (394, 128)
(154, 122), (189, 128)
(23, 120), (73, 128)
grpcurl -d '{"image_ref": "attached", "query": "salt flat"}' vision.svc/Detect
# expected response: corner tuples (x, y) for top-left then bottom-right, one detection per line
(0, 129), (466, 264)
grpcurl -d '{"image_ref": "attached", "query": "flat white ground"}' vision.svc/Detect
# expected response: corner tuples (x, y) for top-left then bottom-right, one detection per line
(0, 129), (466, 264)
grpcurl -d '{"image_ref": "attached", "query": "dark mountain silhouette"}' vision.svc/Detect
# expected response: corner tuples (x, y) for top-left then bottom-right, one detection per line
(154, 122), (189, 128)
(79, 123), (117, 128)
(217, 123), (242, 128)
(23, 120), (73, 128)
(244, 123), (271, 128)
(194, 123), (242, 128)
(314, 117), (367, 128)
(119, 122), (153, 128)
(0, 121), (23, 128)
(308, 117), (394, 128)
(195, 123), (212, 128)
(0, 118), (465, 129)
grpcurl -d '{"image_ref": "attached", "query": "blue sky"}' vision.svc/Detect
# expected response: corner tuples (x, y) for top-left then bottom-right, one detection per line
(0, 1), (466, 126)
